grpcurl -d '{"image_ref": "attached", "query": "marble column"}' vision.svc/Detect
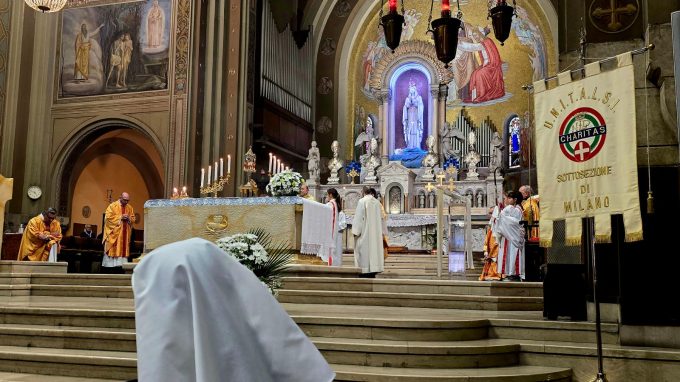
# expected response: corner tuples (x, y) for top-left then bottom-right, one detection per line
(430, 86), (439, 155)
(438, 84), (449, 156)
(379, 90), (391, 165)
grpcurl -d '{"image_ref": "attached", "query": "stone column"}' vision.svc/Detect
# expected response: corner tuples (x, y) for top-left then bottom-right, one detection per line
(378, 90), (391, 165)
(438, 84), (449, 151)
(430, 86), (439, 154)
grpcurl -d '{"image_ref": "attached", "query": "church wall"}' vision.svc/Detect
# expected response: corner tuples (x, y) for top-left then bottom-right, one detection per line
(70, 153), (150, 234)
(0, 0), (193, 223)
(346, 0), (557, 160)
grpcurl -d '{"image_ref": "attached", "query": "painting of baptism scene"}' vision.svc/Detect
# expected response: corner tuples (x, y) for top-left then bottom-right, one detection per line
(59, 0), (170, 98)
(2, 0), (680, 380)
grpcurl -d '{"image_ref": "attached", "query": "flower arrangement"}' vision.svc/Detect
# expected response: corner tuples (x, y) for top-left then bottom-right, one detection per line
(443, 157), (460, 171)
(344, 160), (362, 175)
(266, 170), (305, 196)
(216, 229), (293, 295)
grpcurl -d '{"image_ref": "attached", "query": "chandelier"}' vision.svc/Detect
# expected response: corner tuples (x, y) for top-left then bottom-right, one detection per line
(23, 0), (68, 13)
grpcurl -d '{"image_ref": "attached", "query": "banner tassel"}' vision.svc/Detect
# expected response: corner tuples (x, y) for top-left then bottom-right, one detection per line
(647, 191), (654, 214)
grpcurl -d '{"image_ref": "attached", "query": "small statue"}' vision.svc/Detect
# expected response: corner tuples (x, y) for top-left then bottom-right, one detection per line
(464, 129), (481, 180)
(476, 192), (484, 208)
(306, 141), (320, 185)
(421, 135), (439, 181)
(488, 132), (504, 176)
(363, 138), (381, 184)
(327, 140), (344, 185)
(440, 121), (465, 162)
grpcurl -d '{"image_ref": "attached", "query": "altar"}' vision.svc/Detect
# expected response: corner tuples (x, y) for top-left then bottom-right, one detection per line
(144, 197), (305, 254)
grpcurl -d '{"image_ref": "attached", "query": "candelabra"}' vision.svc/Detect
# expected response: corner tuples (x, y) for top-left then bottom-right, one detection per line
(200, 174), (231, 198)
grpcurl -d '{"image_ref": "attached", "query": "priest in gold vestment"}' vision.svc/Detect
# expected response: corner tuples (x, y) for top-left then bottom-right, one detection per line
(299, 184), (315, 201)
(18, 208), (62, 262)
(479, 207), (501, 281)
(520, 185), (540, 240)
(102, 193), (135, 273)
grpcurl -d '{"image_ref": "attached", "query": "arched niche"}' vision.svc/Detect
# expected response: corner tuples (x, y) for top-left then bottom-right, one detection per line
(385, 182), (404, 214)
(50, 119), (165, 226)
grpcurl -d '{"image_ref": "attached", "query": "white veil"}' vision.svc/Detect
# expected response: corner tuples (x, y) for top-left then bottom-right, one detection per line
(133, 238), (334, 382)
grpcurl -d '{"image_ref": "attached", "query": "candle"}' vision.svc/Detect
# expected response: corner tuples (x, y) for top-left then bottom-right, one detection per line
(208, 165), (212, 184)
(441, 0), (450, 14)
(173, 187), (178, 197)
(227, 155), (231, 174)
(269, 153), (273, 173)
(214, 161), (218, 180)
(220, 158), (224, 177)
(272, 156), (277, 174)
(277, 159), (281, 174)
(388, 0), (397, 13)
(201, 168), (205, 187)
(182, 186), (187, 195)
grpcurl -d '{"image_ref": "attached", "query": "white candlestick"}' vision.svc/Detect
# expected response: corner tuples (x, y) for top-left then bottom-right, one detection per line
(214, 162), (218, 180)
(201, 168), (205, 188)
(220, 158), (224, 177)
(277, 159), (281, 174)
(269, 153), (273, 173)
(182, 186), (187, 194)
(227, 155), (231, 174)
(208, 165), (212, 185)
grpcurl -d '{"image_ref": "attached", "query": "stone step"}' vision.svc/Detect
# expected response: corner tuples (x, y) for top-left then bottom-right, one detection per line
(281, 278), (543, 297)
(313, 337), (520, 369)
(0, 345), (136, 380)
(0, 306), (135, 329)
(377, 273), (483, 281)
(278, 290), (543, 311)
(0, 371), (120, 381)
(30, 285), (134, 299)
(331, 364), (572, 381)
(294, 316), (490, 342)
(0, 324), (136, 352)
(29, 274), (132, 287)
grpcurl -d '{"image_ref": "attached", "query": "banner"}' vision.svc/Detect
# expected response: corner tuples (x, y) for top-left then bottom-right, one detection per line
(534, 52), (642, 247)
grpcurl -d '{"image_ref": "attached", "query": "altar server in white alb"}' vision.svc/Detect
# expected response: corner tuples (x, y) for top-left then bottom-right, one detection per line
(493, 191), (525, 281)
(352, 186), (385, 277)
(133, 238), (335, 382)
(326, 188), (346, 267)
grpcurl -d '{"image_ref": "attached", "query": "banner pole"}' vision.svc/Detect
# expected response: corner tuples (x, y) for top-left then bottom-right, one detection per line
(588, 217), (607, 382)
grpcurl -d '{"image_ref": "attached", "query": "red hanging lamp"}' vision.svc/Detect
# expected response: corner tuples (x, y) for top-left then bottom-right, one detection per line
(380, 0), (405, 53)
(428, 0), (463, 68)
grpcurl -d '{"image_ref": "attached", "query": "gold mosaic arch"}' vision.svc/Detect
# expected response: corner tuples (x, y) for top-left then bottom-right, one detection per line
(368, 40), (454, 93)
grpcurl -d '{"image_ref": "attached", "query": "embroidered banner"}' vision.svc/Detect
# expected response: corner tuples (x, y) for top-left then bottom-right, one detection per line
(534, 52), (642, 247)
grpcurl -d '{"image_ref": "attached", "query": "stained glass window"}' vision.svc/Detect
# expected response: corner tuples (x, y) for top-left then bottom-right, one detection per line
(508, 116), (521, 168)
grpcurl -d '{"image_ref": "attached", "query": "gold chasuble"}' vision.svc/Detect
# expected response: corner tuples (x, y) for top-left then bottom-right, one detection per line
(103, 201), (136, 258)
(479, 228), (501, 281)
(0, 175), (13, 254)
(522, 198), (540, 240)
(18, 215), (62, 261)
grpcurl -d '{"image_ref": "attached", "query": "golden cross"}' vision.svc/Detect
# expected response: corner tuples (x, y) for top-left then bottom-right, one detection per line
(591, 0), (637, 32)
(436, 172), (446, 187)
(425, 182), (435, 193)
(447, 178), (456, 192)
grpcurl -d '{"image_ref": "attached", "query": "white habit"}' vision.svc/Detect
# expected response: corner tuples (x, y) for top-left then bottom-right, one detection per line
(352, 195), (385, 274)
(493, 204), (525, 279)
(133, 238), (335, 382)
(326, 199), (345, 267)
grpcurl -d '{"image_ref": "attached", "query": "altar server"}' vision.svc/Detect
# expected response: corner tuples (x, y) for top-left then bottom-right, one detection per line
(133, 238), (334, 382)
(326, 188), (345, 267)
(493, 191), (525, 281)
(352, 186), (385, 277)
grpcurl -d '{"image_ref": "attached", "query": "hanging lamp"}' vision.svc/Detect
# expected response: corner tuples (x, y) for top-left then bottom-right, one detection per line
(23, 0), (68, 13)
(488, 0), (517, 46)
(380, 0), (405, 52)
(429, 0), (462, 68)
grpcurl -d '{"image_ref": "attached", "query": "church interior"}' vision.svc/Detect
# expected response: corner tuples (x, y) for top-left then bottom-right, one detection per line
(0, 0), (680, 380)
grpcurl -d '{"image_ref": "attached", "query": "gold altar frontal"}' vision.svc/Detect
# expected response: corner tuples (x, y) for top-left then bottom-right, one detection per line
(144, 196), (324, 264)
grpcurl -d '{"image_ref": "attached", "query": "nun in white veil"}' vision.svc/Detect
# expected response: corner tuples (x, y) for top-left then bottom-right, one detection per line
(133, 238), (335, 382)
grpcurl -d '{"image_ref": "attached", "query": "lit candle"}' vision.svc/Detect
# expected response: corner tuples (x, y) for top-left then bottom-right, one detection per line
(201, 168), (205, 188)
(277, 159), (281, 174)
(286, 166), (290, 171)
(227, 155), (231, 174)
(272, 156), (277, 174)
(214, 161), (218, 180)
(182, 186), (187, 195)
(208, 165), (212, 185)
(173, 187), (178, 197)
(441, 0), (450, 15)
(220, 158), (224, 177)
(388, 0), (397, 13)
(269, 153), (273, 174)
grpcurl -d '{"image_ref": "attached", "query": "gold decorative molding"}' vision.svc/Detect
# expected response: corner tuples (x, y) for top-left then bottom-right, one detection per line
(205, 214), (229, 236)
(368, 40), (454, 92)
(173, 0), (190, 94)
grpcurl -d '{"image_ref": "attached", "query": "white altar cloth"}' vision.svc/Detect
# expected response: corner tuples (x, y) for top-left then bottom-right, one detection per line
(300, 199), (335, 260)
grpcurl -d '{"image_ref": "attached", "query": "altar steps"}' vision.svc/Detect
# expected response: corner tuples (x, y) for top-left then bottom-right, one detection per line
(341, 253), (484, 280)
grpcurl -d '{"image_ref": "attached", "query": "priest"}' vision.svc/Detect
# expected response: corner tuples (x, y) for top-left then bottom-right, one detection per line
(18, 207), (62, 262)
(519, 185), (540, 240)
(299, 184), (315, 201)
(352, 186), (384, 277)
(479, 206), (502, 281)
(493, 191), (525, 281)
(102, 192), (135, 273)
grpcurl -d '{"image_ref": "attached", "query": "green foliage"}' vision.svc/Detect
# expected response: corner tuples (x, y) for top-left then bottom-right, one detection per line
(247, 228), (294, 291)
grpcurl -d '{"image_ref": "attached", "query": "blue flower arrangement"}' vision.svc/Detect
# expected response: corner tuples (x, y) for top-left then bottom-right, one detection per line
(443, 157), (460, 171)
(345, 161), (362, 174)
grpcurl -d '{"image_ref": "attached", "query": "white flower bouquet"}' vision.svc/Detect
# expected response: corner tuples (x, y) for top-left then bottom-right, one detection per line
(266, 170), (305, 197)
(216, 229), (293, 295)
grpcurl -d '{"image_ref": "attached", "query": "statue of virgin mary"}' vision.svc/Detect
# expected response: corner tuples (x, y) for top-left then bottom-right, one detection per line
(402, 79), (424, 149)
